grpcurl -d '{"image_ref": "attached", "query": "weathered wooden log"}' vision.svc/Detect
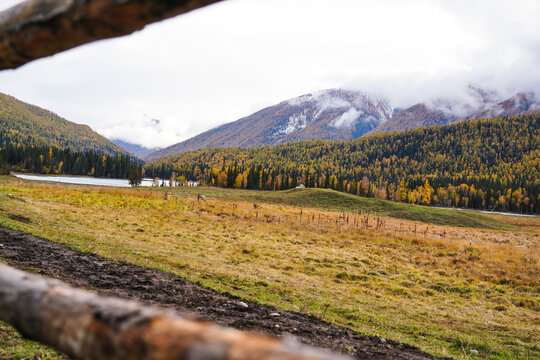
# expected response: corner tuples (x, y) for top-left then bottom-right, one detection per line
(0, 0), (222, 70)
(0, 263), (349, 359)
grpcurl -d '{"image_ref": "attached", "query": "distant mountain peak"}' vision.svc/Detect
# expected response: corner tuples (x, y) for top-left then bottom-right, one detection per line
(284, 89), (392, 130)
(369, 89), (538, 135)
(111, 139), (161, 159)
(467, 85), (501, 105)
(145, 88), (391, 161)
(425, 85), (502, 118)
(145, 87), (538, 162)
(465, 91), (538, 120)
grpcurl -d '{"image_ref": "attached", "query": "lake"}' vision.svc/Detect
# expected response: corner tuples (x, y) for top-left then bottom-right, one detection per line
(12, 173), (170, 187)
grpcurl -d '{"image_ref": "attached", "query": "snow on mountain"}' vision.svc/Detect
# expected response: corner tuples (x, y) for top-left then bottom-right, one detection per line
(276, 89), (392, 135)
(370, 88), (537, 135)
(146, 89), (391, 161)
(275, 110), (309, 135)
(465, 91), (539, 120)
(146, 87), (538, 161)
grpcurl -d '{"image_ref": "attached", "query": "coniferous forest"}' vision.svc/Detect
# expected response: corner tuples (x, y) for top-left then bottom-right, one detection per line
(0, 145), (142, 179)
(145, 114), (540, 214)
(0, 92), (126, 155)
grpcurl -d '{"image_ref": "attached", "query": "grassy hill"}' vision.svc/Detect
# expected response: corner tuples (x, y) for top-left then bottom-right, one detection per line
(139, 185), (515, 230)
(0, 93), (125, 154)
(230, 188), (516, 230)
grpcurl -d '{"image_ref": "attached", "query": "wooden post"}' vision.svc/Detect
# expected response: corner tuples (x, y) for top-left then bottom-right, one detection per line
(0, 263), (349, 360)
(0, 0), (222, 70)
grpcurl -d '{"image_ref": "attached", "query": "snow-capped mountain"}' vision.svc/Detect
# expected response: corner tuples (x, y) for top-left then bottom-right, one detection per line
(369, 89), (538, 135)
(465, 91), (540, 120)
(145, 89), (392, 161)
(146, 88), (539, 161)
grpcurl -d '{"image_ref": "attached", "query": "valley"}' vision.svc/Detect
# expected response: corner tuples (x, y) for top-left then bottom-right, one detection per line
(0, 1), (538, 360)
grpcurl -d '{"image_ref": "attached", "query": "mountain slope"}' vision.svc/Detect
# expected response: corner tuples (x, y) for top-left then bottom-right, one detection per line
(0, 93), (125, 154)
(146, 88), (539, 160)
(145, 89), (392, 161)
(367, 103), (455, 134)
(465, 92), (540, 120)
(110, 139), (160, 159)
(370, 91), (538, 134)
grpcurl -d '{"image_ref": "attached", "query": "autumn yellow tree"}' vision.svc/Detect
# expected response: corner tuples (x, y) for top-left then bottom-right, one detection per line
(234, 174), (243, 189)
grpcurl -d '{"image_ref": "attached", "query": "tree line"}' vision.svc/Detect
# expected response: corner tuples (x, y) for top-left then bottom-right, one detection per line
(0, 144), (143, 182)
(145, 114), (540, 214)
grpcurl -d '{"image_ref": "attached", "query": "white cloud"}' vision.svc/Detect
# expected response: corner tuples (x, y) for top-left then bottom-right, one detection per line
(332, 108), (361, 128)
(0, 0), (539, 147)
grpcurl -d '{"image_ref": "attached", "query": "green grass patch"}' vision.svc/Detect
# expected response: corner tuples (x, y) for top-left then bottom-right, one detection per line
(0, 322), (66, 360)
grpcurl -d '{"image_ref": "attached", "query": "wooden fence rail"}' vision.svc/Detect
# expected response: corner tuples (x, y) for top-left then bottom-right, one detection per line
(0, 0), (222, 70)
(0, 263), (349, 360)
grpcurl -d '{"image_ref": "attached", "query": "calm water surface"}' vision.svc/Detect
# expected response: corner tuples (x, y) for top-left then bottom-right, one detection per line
(12, 173), (169, 187)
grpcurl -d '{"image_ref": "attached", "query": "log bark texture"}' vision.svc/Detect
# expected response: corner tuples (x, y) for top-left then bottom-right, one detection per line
(0, 263), (349, 360)
(0, 0), (222, 70)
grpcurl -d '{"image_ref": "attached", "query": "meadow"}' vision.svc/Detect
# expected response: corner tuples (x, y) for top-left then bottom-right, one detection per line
(0, 176), (538, 359)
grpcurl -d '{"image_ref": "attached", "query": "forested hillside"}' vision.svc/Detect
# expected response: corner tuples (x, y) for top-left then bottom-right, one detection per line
(0, 145), (141, 179)
(146, 114), (540, 214)
(0, 93), (125, 154)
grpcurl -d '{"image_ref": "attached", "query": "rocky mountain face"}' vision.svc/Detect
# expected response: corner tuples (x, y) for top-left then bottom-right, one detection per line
(145, 89), (392, 161)
(146, 88), (539, 161)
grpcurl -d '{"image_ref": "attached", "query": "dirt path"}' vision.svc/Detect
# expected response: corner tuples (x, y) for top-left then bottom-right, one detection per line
(0, 227), (448, 360)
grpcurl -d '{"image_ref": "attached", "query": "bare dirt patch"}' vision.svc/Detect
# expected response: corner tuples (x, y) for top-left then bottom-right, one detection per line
(7, 213), (32, 223)
(0, 226), (447, 360)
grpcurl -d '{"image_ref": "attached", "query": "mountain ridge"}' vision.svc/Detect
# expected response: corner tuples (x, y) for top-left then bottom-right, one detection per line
(0, 93), (126, 155)
(146, 88), (538, 161)
(110, 138), (160, 159)
(145, 89), (391, 161)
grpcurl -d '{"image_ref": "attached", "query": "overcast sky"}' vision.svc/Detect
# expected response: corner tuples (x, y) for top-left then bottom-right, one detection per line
(0, 0), (539, 148)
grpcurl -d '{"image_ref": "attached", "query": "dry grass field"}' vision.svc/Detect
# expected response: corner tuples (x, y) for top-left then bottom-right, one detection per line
(0, 176), (538, 359)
